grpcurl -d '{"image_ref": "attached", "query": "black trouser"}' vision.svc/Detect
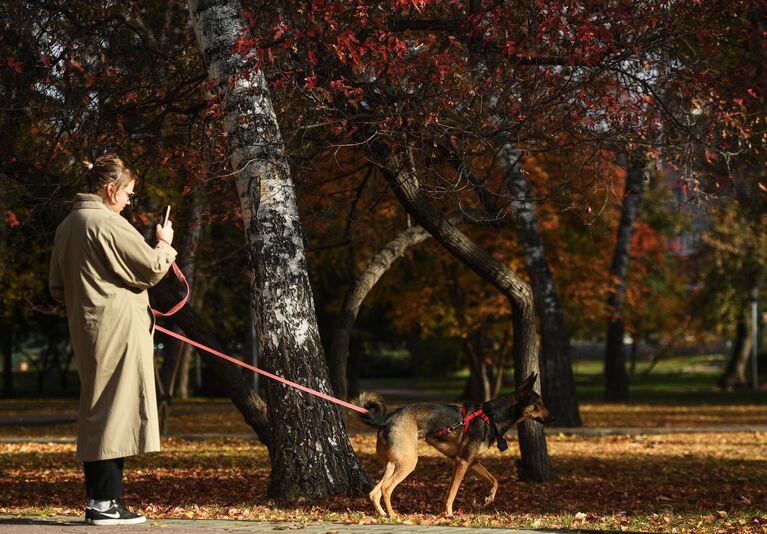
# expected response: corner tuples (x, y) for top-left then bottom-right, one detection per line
(83, 458), (124, 501)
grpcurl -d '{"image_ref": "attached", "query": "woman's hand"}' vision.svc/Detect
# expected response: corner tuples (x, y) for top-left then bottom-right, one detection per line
(156, 220), (174, 245)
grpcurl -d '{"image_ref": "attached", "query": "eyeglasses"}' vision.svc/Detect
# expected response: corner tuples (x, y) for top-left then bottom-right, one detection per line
(122, 187), (136, 200)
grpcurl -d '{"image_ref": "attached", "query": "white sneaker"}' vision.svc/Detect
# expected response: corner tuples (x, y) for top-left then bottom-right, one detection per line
(87, 501), (146, 526)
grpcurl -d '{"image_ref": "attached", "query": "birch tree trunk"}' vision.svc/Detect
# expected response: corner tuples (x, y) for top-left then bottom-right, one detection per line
(604, 157), (646, 402)
(501, 146), (582, 426)
(378, 144), (551, 482)
(188, 0), (371, 498)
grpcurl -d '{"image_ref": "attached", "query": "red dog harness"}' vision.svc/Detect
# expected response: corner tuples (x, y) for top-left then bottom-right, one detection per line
(460, 405), (492, 438)
(429, 404), (492, 438)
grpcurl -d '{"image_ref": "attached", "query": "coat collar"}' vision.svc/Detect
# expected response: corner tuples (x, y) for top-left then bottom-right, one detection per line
(73, 193), (111, 211)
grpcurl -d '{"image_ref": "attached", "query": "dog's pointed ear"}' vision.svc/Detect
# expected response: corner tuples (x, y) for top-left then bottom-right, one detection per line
(518, 372), (538, 399)
(521, 372), (537, 389)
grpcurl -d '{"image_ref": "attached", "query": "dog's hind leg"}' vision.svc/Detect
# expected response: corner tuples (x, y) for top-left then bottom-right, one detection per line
(381, 455), (418, 517)
(470, 461), (498, 505)
(444, 459), (470, 517)
(369, 462), (395, 516)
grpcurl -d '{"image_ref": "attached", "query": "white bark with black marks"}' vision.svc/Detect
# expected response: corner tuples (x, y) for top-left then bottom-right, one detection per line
(188, 0), (371, 498)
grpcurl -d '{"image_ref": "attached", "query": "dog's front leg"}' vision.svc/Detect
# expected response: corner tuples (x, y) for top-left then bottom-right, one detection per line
(444, 459), (470, 517)
(470, 461), (498, 505)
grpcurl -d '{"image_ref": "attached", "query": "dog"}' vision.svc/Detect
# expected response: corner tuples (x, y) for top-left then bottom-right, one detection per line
(357, 372), (551, 517)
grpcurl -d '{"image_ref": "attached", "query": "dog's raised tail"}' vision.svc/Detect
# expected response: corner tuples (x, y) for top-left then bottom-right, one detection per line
(353, 392), (388, 427)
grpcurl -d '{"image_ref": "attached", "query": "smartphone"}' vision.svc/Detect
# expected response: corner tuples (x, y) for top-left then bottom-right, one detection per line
(160, 205), (171, 227)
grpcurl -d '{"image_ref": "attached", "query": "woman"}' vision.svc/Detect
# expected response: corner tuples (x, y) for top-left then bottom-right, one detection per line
(49, 155), (176, 526)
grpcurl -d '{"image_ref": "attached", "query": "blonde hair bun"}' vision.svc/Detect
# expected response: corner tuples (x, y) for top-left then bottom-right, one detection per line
(84, 154), (137, 193)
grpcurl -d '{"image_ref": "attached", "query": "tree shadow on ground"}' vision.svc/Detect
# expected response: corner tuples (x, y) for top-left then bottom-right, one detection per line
(3, 447), (764, 519)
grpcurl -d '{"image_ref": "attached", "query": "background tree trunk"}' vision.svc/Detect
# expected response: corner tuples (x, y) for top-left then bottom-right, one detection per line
(463, 42), (579, 423)
(188, 0), (371, 498)
(379, 145), (551, 482)
(459, 347), (493, 401)
(2, 327), (13, 398)
(447, 264), (493, 402)
(719, 318), (752, 389)
(604, 157), (646, 402)
(156, 178), (207, 433)
(502, 146), (582, 426)
(172, 177), (206, 399)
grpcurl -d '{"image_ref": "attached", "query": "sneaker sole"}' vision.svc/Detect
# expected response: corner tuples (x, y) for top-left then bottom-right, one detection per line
(90, 516), (146, 526)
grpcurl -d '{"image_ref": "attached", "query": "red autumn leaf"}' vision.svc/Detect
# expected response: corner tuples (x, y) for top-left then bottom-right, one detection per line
(5, 210), (20, 228)
(6, 57), (23, 74)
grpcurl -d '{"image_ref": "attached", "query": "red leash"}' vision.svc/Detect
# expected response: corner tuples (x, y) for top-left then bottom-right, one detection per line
(151, 262), (190, 317)
(151, 261), (368, 414)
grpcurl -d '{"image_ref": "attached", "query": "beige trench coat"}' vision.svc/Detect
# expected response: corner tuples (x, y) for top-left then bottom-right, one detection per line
(49, 194), (177, 461)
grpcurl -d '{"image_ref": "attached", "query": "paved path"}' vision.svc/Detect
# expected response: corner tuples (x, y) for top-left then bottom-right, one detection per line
(0, 515), (546, 534)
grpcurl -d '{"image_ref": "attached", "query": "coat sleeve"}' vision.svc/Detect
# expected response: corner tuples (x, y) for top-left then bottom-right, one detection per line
(96, 215), (178, 290)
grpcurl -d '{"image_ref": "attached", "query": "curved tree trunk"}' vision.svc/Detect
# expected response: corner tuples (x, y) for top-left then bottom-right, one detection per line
(502, 147), (582, 426)
(604, 157), (646, 402)
(189, 0), (371, 498)
(329, 222), (436, 399)
(378, 144), (551, 482)
(328, 210), (479, 399)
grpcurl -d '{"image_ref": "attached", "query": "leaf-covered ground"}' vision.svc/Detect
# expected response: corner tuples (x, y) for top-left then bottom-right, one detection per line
(1, 429), (765, 533)
(2, 398), (767, 437)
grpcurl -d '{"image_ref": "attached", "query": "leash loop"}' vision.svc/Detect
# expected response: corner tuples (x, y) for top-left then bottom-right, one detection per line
(152, 261), (190, 317)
